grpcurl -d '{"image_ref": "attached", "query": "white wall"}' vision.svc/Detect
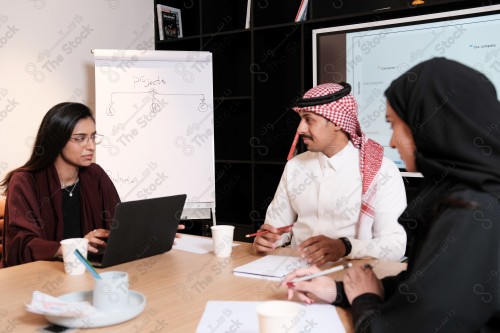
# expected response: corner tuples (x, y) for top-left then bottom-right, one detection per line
(0, 0), (154, 189)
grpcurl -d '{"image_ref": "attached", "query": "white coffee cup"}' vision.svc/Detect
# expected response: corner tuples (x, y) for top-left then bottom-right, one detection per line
(60, 238), (89, 275)
(210, 225), (235, 257)
(93, 271), (129, 312)
(256, 301), (301, 333)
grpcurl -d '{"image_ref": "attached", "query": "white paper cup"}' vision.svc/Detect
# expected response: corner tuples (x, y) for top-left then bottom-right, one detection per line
(93, 271), (129, 312)
(60, 238), (89, 275)
(256, 301), (301, 333)
(211, 225), (235, 257)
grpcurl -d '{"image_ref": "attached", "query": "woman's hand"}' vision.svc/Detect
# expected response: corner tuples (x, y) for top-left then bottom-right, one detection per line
(174, 224), (185, 245)
(281, 265), (338, 304)
(84, 228), (110, 253)
(344, 265), (384, 304)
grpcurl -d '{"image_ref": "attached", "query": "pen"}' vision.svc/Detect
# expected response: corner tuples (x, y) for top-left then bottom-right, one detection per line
(74, 249), (101, 279)
(289, 263), (353, 283)
(245, 224), (294, 238)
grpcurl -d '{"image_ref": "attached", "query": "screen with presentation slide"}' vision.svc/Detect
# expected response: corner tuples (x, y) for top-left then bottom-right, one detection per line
(313, 5), (500, 175)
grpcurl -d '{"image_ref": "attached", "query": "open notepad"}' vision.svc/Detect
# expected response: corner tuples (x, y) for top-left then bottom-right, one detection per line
(233, 255), (309, 281)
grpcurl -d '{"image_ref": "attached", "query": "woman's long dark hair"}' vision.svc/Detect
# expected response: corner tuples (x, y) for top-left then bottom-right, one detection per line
(1, 102), (94, 195)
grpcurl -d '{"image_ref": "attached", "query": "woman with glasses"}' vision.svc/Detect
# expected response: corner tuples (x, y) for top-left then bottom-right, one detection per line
(1, 102), (120, 266)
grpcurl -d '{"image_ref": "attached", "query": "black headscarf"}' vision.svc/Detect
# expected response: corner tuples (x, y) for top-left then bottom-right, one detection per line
(385, 57), (500, 257)
(386, 57), (500, 193)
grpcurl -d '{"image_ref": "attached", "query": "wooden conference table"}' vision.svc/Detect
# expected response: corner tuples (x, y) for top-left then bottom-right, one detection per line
(0, 238), (406, 332)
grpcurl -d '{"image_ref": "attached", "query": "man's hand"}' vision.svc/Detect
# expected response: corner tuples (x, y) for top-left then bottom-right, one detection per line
(253, 223), (291, 253)
(298, 235), (346, 266)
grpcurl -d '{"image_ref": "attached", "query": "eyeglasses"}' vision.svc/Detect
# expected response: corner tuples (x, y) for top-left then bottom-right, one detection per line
(69, 134), (104, 146)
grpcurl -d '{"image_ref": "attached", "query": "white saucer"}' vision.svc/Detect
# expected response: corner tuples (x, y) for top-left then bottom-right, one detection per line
(45, 290), (146, 328)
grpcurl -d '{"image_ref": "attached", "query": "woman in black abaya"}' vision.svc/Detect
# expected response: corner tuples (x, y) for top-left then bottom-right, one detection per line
(284, 58), (500, 332)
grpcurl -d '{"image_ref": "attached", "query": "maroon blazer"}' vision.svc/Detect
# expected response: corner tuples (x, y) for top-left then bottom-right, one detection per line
(3, 163), (120, 267)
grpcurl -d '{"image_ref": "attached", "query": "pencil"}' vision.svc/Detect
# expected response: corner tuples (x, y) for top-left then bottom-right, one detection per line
(245, 224), (293, 238)
(74, 249), (101, 280)
(290, 263), (353, 283)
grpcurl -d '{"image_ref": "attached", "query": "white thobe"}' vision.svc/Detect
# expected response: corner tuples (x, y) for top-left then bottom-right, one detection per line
(264, 142), (407, 261)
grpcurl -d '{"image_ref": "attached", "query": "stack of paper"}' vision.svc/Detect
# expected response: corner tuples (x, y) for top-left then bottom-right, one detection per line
(233, 255), (309, 281)
(196, 301), (346, 333)
(173, 234), (239, 254)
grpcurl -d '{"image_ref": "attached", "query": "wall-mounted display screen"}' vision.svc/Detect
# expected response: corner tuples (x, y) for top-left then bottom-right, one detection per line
(313, 5), (500, 176)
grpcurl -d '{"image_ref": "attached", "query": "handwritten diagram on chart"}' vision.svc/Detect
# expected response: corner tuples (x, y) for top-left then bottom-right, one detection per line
(94, 50), (215, 210)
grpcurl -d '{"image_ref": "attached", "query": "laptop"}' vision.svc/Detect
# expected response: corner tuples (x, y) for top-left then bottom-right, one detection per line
(88, 194), (187, 268)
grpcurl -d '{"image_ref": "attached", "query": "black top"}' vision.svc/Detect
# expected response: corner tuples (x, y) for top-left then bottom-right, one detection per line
(334, 189), (500, 332)
(62, 181), (81, 239)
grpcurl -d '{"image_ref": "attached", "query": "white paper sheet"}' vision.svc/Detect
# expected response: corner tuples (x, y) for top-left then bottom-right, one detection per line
(173, 235), (239, 254)
(232, 255), (309, 281)
(26, 291), (96, 318)
(196, 301), (346, 333)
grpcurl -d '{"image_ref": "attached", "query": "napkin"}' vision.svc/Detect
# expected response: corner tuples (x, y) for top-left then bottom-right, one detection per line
(26, 291), (97, 318)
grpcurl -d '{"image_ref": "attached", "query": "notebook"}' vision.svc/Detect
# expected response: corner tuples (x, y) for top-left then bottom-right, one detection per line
(88, 194), (187, 268)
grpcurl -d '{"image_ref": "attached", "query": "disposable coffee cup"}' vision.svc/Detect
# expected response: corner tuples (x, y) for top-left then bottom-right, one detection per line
(211, 225), (235, 257)
(256, 301), (301, 333)
(60, 238), (89, 275)
(93, 271), (129, 312)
